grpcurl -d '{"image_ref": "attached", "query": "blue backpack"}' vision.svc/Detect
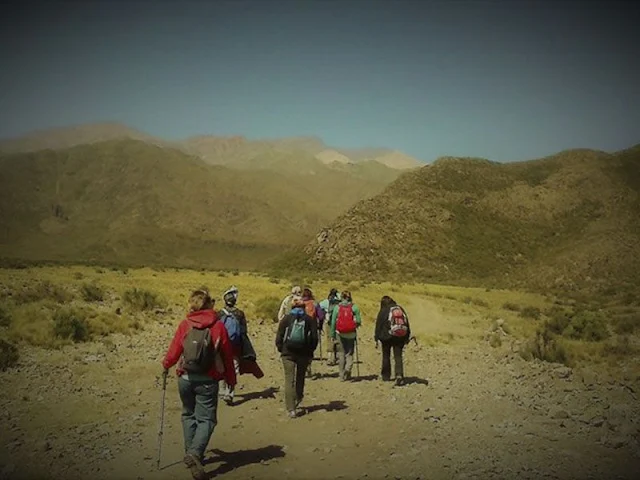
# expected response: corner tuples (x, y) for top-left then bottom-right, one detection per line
(221, 308), (242, 346)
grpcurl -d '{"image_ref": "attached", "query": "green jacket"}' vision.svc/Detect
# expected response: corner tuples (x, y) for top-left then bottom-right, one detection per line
(330, 301), (362, 340)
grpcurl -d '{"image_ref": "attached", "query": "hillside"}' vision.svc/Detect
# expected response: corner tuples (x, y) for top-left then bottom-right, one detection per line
(0, 123), (423, 171)
(286, 145), (640, 295)
(0, 122), (172, 153)
(0, 139), (400, 269)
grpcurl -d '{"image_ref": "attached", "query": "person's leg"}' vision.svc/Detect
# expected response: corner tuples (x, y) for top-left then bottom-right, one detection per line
(393, 343), (405, 383)
(344, 338), (355, 379)
(223, 358), (240, 403)
(337, 337), (346, 380)
(281, 356), (297, 413)
(189, 381), (219, 461)
(295, 356), (309, 408)
(381, 342), (392, 381)
(178, 377), (197, 455)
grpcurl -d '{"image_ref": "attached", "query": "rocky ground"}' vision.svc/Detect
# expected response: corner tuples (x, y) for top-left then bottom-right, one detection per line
(1, 296), (640, 480)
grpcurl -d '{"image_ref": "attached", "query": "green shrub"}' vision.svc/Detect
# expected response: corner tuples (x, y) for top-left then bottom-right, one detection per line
(520, 327), (570, 366)
(255, 296), (282, 323)
(502, 302), (521, 312)
(73, 272), (84, 280)
(123, 288), (165, 312)
(53, 307), (91, 342)
(601, 335), (635, 357)
(0, 306), (11, 327)
(520, 306), (541, 320)
(0, 338), (19, 371)
(81, 282), (105, 302)
(14, 281), (73, 304)
(613, 315), (638, 335)
(563, 311), (610, 341)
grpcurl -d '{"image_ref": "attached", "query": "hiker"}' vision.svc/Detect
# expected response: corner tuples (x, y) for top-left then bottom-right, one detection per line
(374, 295), (411, 386)
(275, 295), (319, 418)
(218, 286), (246, 405)
(302, 287), (325, 378)
(319, 288), (341, 366)
(278, 285), (302, 322)
(330, 290), (362, 381)
(161, 289), (236, 480)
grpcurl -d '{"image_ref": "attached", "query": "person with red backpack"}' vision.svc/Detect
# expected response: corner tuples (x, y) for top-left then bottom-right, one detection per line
(161, 289), (237, 480)
(374, 295), (411, 387)
(329, 290), (362, 381)
(302, 287), (325, 379)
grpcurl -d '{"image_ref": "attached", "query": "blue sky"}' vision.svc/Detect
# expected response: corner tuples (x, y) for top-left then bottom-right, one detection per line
(0, 0), (638, 162)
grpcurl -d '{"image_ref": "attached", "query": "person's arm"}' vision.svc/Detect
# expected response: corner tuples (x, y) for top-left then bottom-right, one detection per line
(308, 316), (319, 351)
(330, 307), (337, 338)
(374, 308), (386, 343)
(162, 321), (186, 370)
(316, 303), (325, 331)
(217, 323), (237, 387)
(353, 304), (362, 326)
(275, 316), (288, 352)
(277, 296), (289, 322)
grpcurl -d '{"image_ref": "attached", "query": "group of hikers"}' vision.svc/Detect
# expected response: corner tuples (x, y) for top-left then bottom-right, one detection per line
(161, 284), (412, 480)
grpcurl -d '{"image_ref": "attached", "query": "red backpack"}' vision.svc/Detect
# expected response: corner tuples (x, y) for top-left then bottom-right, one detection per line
(336, 304), (357, 334)
(388, 306), (408, 337)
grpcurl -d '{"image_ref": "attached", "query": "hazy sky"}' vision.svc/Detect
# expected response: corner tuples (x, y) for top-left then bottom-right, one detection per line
(0, 0), (638, 162)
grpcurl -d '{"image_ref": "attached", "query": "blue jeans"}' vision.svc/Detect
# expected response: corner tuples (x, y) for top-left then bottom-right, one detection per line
(178, 377), (219, 460)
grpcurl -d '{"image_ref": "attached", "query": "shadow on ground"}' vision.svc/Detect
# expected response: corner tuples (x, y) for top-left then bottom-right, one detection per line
(203, 445), (286, 476)
(232, 386), (279, 406)
(303, 400), (348, 415)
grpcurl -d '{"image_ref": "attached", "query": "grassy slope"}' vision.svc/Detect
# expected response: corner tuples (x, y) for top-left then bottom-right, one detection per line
(278, 146), (640, 296)
(0, 139), (400, 269)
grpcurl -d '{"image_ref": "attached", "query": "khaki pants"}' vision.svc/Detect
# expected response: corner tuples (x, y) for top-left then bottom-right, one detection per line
(281, 355), (310, 412)
(337, 336), (356, 380)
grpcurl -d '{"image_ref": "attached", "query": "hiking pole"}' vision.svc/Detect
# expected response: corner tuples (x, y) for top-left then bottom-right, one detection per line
(355, 338), (360, 378)
(157, 370), (168, 470)
(319, 324), (323, 361)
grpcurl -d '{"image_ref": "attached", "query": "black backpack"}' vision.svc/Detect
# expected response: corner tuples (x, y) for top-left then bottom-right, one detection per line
(182, 326), (218, 374)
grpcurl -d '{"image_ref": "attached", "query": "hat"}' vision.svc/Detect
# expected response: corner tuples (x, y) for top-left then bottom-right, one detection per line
(291, 285), (302, 295)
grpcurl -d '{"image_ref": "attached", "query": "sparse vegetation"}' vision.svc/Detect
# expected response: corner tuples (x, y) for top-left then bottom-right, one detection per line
(255, 295), (282, 323)
(122, 288), (165, 312)
(81, 282), (105, 302)
(0, 306), (11, 327)
(520, 306), (541, 320)
(0, 338), (19, 371)
(520, 327), (570, 366)
(53, 307), (91, 343)
(13, 280), (73, 305)
(502, 302), (521, 312)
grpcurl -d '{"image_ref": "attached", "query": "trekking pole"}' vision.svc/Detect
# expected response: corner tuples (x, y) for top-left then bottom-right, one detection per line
(319, 323), (323, 361)
(157, 370), (168, 470)
(355, 338), (360, 378)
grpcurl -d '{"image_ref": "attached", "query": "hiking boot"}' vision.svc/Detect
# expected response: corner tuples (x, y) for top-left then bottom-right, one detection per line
(295, 396), (303, 409)
(288, 410), (297, 419)
(345, 371), (352, 381)
(183, 453), (206, 480)
(394, 377), (405, 387)
(223, 393), (234, 406)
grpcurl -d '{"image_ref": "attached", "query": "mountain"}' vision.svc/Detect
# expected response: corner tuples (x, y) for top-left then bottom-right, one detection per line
(0, 122), (172, 153)
(282, 145), (640, 295)
(0, 123), (424, 170)
(0, 139), (401, 269)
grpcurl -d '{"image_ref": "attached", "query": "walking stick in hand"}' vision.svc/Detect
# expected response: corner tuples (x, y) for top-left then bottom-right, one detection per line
(157, 369), (168, 470)
(355, 337), (360, 378)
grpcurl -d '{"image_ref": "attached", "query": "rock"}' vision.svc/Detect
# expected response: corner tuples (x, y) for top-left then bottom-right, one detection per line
(602, 435), (627, 449)
(590, 416), (606, 427)
(554, 366), (573, 379)
(41, 440), (52, 452)
(550, 408), (570, 419)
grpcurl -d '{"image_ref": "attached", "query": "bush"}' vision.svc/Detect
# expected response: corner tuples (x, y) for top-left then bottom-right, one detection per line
(53, 307), (91, 343)
(0, 306), (11, 327)
(255, 296), (282, 323)
(73, 272), (84, 280)
(0, 338), (19, 371)
(502, 302), (521, 312)
(520, 327), (570, 366)
(14, 281), (73, 304)
(613, 315), (638, 335)
(122, 288), (165, 312)
(520, 306), (541, 320)
(81, 282), (105, 302)
(563, 311), (610, 341)
(601, 335), (635, 357)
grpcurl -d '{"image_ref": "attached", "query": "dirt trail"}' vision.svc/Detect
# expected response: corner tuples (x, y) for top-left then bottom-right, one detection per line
(1, 296), (640, 480)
